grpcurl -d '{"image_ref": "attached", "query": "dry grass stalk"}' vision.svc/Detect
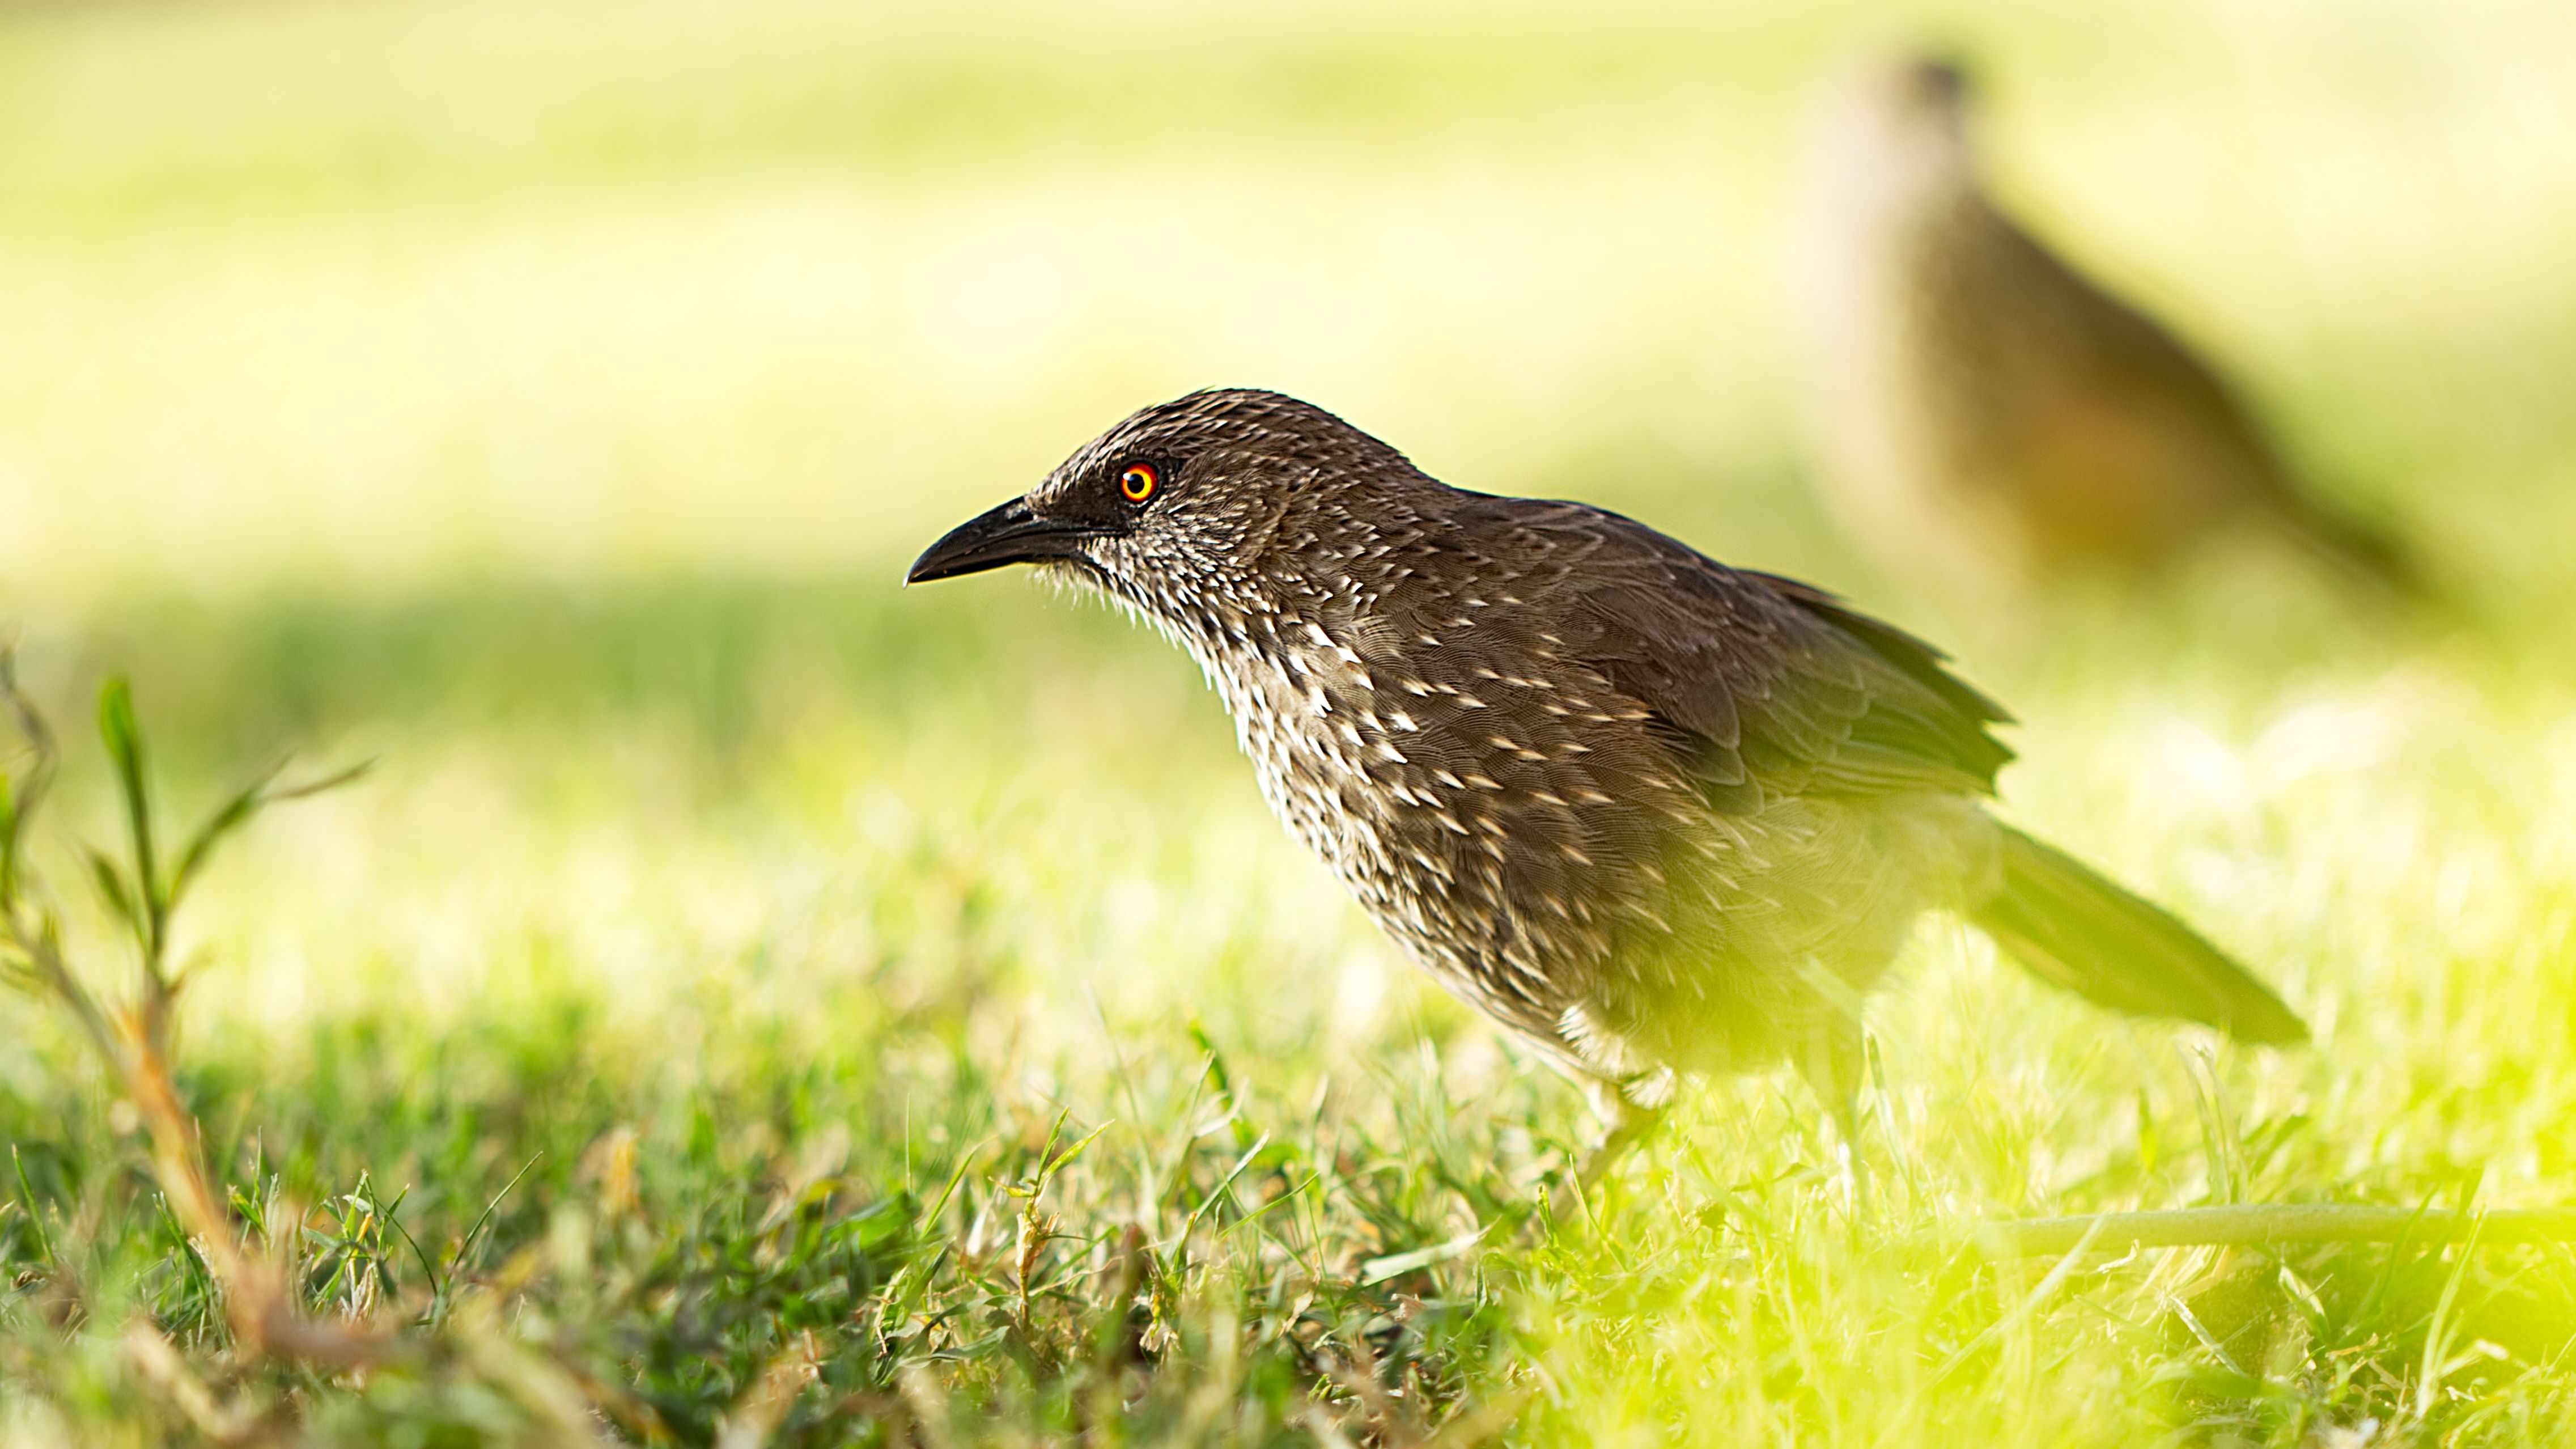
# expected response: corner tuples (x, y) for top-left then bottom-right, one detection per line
(714, 1329), (827, 1449)
(2, 655), (394, 1373)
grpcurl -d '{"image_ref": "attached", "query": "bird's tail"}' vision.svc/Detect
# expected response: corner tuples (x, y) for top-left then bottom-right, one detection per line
(2277, 490), (2422, 598)
(1971, 827), (2306, 1044)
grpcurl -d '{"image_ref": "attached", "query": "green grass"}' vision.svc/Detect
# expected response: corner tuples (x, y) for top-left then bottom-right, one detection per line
(3, 0), (2575, 1443)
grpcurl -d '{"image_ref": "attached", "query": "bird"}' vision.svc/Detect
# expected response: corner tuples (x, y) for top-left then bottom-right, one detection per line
(1793, 54), (2412, 595)
(908, 388), (2305, 1166)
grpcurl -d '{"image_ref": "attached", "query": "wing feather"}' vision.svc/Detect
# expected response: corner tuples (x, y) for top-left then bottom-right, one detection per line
(1470, 500), (2013, 812)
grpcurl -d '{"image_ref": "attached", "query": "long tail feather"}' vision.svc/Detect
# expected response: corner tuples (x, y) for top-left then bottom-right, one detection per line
(1972, 827), (2306, 1043)
(2280, 491), (2422, 599)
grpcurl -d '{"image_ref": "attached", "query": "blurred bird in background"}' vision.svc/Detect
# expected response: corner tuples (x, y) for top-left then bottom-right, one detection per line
(1793, 54), (2416, 597)
(909, 389), (2305, 1170)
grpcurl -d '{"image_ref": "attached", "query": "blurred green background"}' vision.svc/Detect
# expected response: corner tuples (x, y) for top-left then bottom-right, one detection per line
(7, 0), (2571, 611)
(3, 0), (2574, 1442)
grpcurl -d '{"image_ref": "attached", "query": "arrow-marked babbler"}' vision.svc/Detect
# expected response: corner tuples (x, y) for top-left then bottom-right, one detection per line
(1796, 54), (2412, 594)
(910, 389), (2303, 1162)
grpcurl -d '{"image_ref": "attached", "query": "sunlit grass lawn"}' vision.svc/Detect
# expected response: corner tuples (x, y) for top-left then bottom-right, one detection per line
(4, 0), (2575, 1443)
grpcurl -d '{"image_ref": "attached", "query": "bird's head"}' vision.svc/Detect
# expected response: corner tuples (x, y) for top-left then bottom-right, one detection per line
(1875, 54), (1971, 121)
(906, 388), (1427, 625)
(1816, 50), (1980, 196)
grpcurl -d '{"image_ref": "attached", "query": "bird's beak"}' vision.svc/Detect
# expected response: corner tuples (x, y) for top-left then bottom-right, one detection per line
(905, 497), (1092, 585)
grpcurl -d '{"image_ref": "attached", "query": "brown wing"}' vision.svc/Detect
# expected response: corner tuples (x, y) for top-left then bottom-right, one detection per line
(1952, 197), (2275, 484)
(1454, 497), (2013, 815)
(1988, 219), (2420, 586)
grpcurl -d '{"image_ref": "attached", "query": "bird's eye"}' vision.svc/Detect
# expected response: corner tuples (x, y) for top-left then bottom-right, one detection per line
(1118, 463), (1159, 503)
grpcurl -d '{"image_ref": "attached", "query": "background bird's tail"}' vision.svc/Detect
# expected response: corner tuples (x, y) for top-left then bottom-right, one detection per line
(1972, 827), (2307, 1043)
(2277, 490), (2422, 598)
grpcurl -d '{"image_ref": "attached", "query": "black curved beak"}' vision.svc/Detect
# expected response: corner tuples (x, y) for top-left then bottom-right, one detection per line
(905, 498), (1093, 585)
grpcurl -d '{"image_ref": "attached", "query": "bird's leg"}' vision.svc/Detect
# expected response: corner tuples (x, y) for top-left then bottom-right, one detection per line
(1796, 1024), (1871, 1223)
(1546, 1075), (1667, 1224)
(1579, 1084), (1667, 1192)
(1826, 1087), (1871, 1223)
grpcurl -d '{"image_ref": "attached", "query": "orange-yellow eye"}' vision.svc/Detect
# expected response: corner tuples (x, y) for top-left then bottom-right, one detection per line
(1118, 463), (1159, 503)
